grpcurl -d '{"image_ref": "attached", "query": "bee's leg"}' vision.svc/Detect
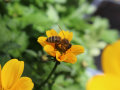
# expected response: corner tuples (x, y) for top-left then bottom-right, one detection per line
(55, 43), (58, 49)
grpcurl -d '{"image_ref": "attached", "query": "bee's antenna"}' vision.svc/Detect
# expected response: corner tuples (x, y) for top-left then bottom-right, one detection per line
(58, 24), (65, 38)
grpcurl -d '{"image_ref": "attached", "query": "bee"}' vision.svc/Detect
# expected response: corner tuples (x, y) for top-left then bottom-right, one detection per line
(46, 25), (72, 53)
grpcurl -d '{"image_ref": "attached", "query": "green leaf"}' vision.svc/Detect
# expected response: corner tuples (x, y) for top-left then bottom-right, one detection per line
(100, 30), (119, 43)
(46, 4), (59, 22)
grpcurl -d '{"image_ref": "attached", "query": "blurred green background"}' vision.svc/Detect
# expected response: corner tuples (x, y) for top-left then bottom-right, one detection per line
(0, 0), (119, 90)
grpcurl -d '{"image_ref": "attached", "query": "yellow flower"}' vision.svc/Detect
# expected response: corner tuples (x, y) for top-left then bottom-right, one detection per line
(37, 29), (84, 64)
(86, 40), (120, 90)
(0, 59), (34, 90)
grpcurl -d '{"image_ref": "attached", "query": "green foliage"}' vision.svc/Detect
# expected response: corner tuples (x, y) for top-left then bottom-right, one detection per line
(0, 0), (119, 90)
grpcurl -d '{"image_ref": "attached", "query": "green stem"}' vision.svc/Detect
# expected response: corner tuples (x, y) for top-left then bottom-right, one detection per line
(39, 61), (60, 88)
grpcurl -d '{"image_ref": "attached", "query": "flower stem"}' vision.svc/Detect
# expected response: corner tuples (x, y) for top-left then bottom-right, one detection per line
(39, 61), (60, 88)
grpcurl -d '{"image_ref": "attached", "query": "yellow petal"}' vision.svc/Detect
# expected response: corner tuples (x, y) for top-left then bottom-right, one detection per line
(37, 36), (55, 47)
(67, 45), (84, 55)
(11, 77), (34, 90)
(59, 30), (73, 42)
(56, 52), (77, 64)
(37, 36), (47, 47)
(63, 53), (77, 64)
(86, 74), (120, 90)
(1, 59), (24, 89)
(44, 45), (56, 57)
(56, 51), (64, 62)
(46, 29), (58, 37)
(0, 65), (2, 89)
(102, 40), (120, 75)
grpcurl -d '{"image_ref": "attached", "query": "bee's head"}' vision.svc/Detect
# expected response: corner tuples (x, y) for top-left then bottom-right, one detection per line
(67, 44), (72, 49)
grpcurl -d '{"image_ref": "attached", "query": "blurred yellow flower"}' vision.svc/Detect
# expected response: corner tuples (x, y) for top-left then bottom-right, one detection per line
(0, 59), (34, 90)
(86, 40), (120, 90)
(38, 29), (84, 64)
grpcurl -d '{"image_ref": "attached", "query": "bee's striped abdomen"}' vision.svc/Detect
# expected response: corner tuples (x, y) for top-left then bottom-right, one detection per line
(46, 36), (61, 43)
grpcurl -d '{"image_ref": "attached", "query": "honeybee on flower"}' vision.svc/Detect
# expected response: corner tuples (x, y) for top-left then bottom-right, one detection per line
(37, 26), (84, 64)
